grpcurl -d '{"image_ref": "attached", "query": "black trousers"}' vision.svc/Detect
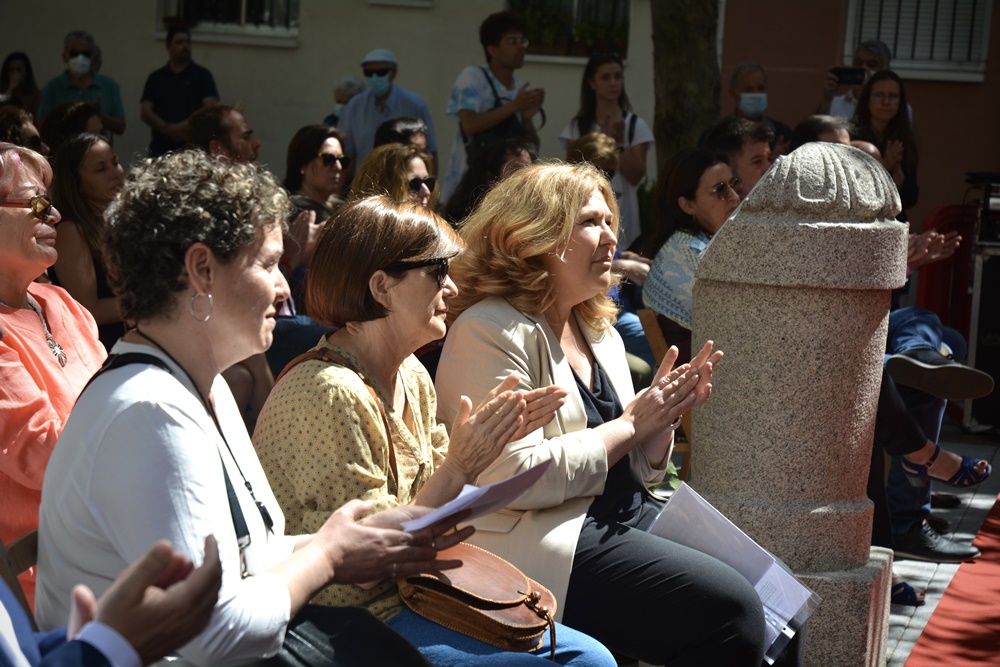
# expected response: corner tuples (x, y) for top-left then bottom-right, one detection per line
(561, 497), (767, 666)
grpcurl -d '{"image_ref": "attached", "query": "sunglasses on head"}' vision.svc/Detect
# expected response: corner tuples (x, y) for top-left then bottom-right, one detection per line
(383, 257), (450, 287)
(364, 67), (393, 78)
(408, 176), (436, 193)
(0, 194), (54, 220)
(318, 153), (351, 169)
(709, 177), (743, 200)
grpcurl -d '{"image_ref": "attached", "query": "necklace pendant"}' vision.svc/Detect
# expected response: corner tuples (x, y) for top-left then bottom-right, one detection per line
(47, 336), (67, 367)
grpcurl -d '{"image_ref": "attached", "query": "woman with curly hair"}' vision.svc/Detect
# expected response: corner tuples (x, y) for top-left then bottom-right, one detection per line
(435, 161), (766, 665)
(37, 150), (470, 665)
(350, 142), (438, 209)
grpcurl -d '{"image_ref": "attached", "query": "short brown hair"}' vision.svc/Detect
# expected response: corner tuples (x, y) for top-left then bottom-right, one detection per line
(307, 196), (462, 326)
(566, 132), (619, 175)
(187, 103), (239, 153)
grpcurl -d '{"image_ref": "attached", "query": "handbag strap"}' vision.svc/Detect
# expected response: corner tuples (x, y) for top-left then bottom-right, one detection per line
(79, 352), (257, 574)
(276, 345), (400, 490)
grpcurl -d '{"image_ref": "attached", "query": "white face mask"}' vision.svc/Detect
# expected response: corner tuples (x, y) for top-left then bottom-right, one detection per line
(68, 54), (92, 76)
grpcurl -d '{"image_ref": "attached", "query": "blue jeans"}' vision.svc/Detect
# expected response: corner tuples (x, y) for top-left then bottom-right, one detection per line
(386, 609), (616, 666)
(884, 307), (967, 535)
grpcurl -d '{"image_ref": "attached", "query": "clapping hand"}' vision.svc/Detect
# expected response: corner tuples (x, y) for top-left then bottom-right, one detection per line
(69, 536), (222, 665)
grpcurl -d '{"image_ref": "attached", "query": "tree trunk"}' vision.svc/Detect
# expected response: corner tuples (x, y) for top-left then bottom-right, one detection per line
(650, 0), (721, 176)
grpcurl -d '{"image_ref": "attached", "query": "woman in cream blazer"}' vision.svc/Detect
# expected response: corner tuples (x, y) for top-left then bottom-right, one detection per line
(436, 162), (767, 666)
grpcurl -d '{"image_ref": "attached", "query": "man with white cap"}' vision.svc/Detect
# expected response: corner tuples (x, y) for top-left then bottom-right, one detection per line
(337, 48), (437, 169)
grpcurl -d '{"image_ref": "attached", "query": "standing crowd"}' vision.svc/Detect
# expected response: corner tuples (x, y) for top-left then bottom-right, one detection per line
(1, 9), (995, 667)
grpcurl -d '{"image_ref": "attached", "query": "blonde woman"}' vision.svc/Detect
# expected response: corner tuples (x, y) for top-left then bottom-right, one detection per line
(436, 162), (766, 665)
(350, 143), (437, 209)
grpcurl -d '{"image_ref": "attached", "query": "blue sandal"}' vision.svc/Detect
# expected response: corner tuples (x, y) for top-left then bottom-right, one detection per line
(901, 444), (992, 488)
(891, 581), (925, 607)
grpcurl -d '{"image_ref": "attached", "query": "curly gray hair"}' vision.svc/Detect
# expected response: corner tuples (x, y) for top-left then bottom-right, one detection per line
(104, 150), (289, 321)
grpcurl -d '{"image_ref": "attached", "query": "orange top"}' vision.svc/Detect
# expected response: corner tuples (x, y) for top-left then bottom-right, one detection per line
(0, 282), (106, 608)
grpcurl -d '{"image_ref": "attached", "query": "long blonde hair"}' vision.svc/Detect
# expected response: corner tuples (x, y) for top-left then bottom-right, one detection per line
(450, 161), (620, 332)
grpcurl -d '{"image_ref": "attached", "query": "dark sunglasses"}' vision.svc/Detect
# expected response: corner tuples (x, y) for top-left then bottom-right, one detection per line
(383, 257), (450, 287)
(68, 49), (92, 58)
(0, 194), (54, 220)
(364, 67), (393, 78)
(408, 176), (437, 193)
(709, 177), (743, 200)
(318, 153), (351, 169)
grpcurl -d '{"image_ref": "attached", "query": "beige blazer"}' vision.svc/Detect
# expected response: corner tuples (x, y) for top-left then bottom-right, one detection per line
(435, 297), (668, 618)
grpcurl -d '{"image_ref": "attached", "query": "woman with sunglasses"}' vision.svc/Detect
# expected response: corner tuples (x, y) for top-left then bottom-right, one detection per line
(0, 142), (107, 607)
(642, 148), (741, 360)
(282, 125), (350, 312)
(252, 197), (615, 665)
(350, 143), (438, 210)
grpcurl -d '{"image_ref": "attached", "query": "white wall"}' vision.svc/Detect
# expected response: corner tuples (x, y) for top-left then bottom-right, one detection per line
(1, 0), (656, 180)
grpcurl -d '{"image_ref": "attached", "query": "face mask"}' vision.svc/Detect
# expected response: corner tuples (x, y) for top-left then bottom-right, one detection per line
(67, 54), (91, 76)
(366, 73), (391, 97)
(738, 92), (767, 118)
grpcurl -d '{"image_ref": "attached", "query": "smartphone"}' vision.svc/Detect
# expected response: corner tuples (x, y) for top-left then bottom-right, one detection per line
(830, 66), (866, 85)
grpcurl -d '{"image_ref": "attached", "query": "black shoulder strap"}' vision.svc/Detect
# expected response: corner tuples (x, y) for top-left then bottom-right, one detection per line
(479, 65), (504, 109)
(627, 112), (638, 146)
(78, 352), (253, 568)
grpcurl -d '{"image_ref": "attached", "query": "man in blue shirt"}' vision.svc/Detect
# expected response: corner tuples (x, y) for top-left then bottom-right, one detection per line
(38, 31), (126, 136)
(337, 48), (437, 169)
(1, 537), (220, 667)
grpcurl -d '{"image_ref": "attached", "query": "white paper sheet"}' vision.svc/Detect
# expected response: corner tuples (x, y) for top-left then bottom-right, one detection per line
(649, 483), (820, 659)
(400, 459), (552, 532)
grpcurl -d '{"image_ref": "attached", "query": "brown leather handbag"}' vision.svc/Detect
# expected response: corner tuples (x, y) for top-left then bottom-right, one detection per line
(396, 542), (558, 659)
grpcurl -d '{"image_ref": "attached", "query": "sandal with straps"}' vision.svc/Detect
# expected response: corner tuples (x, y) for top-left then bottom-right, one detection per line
(901, 444), (992, 488)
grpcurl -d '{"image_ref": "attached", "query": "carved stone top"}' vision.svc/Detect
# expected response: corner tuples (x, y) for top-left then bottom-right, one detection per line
(695, 142), (908, 290)
(740, 142), (902, 222)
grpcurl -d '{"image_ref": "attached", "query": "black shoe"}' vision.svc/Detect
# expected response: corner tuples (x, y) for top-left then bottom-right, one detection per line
(885, 349), (995, 400)
(893, 520), (980, 563)
(926, 514), (950, 533)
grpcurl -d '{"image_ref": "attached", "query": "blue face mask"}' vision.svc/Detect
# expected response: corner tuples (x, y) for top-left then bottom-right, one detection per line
(366, 72), (391, 97)
(738, 92), (767, 118)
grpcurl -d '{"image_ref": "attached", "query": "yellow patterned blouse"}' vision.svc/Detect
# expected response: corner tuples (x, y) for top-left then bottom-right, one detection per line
(252, 339), (449, 620)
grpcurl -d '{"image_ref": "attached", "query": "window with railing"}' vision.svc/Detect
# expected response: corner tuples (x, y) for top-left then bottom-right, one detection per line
(844, 0), (993, 81)
(158, 0), (300, 46)
(507, 0), (630, 59)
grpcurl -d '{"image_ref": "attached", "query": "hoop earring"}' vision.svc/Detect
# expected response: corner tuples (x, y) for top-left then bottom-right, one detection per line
(189, 292), (213, 322)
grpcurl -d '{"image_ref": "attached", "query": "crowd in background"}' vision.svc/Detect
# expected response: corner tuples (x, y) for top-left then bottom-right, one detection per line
(0, 8), (996, 667)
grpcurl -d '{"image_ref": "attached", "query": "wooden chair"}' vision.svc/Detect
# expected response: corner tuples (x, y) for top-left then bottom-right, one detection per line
(637, 308), (693, 480)
(1, 530), (39, 628)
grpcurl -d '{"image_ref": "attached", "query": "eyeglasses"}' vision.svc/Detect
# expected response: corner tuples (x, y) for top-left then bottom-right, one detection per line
(0, 194), (54, 220)
(383, 257), (450, 288)
(408, 176), (437, 193)
(364, 67), (393, 78)
(501, 35), (529, 47)
(708, 178), (743, 200)
(871, 92), (900, 103)
(318, 153), (351, 169)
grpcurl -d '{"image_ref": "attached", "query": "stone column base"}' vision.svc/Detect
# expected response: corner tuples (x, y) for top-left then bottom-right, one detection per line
(798, 546), (893, 667)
